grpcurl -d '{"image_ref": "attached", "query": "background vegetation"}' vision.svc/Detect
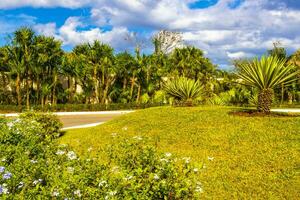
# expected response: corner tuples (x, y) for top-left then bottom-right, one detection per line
(0, 28), (299, 112)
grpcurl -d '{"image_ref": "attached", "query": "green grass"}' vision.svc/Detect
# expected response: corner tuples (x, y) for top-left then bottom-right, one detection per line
(60, 106), (300, 199)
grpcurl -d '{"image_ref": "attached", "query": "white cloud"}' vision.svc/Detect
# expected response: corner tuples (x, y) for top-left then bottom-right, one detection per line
(1, 0), (300, 68)
(34, 23), (57, 37)
(0, 0), (93, 9)
(34, 17), (132, 51)
(227, 51), (255, 59)
(88, 0), (300, 67)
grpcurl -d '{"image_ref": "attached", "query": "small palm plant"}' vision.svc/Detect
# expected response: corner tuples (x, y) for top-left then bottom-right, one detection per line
(237, 56), (299, 113)
(164, 77), (203, 106)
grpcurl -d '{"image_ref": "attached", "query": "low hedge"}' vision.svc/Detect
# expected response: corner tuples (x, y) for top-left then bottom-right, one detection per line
(0, 103), (167, 113)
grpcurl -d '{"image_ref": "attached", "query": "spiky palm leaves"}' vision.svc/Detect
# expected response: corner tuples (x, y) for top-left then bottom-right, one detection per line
(237, 56), (299, 113)
(164, 77), (203, 106)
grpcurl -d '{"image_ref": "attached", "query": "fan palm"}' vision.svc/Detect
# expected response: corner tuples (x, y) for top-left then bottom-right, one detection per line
(164, 77), (203, 106)
(237, 56), (299, 113)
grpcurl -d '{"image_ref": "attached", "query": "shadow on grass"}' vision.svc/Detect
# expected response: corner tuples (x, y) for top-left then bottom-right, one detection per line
(228, 108), (300, 117)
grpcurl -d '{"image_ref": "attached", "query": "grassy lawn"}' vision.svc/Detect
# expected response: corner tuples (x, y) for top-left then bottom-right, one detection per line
(60, 106), (300, 199)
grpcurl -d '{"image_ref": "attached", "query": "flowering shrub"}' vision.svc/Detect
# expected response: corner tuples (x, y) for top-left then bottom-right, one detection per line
(19, 112), (62, 139)
(0, 114), (203, 199)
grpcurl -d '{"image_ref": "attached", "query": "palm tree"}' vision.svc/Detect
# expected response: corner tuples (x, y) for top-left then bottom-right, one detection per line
(7, 46), (25, 108)
(237, 56), (299, 113)
(0, 47), (9, 92)
(13, 27), (35, 110)
(33, 35), (63, 106)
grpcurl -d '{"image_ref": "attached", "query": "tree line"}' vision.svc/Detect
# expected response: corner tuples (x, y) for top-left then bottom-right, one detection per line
(0, 28), (299, 110)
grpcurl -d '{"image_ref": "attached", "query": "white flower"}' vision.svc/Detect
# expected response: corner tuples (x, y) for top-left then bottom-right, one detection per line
(52, 191), (60, 197)
(67, 151), (77, 160)
(87, 147), (93, 152)
(208, 156), (214, 161)
(122, 126), (128, 131)
(33, 179), (43, 185)
(193, 168), (199, 172)
(124, 175), (133, 181)
(98, 180), (107, 187)
(195, 186), (203, 193)
(56, 150), (66, 155)
(67, 167), (74, 173)
(17, 182), (24, 189)
(74, 189), (81, 197)
(1, 184), (9, 194)
(202, 164), (207, 169)
(160, 158), (169, 162)
(133, 136), (142, 140)
(165, 152), (172, 157)
(154, 174), (159, 180)
(109, 191), (117, 196)
(30, 160), (38, 164)
(7, 122), (14, 129)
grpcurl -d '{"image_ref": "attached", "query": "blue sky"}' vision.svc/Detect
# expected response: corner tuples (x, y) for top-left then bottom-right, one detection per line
(0, 0), (300, 68)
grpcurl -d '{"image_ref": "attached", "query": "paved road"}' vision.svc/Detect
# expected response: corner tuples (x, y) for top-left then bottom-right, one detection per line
(60, 114), (121, 128)
(3, 111), (134, 129)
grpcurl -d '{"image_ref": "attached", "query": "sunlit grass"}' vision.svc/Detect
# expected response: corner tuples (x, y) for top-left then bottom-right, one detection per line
(60, 106), (300, 199)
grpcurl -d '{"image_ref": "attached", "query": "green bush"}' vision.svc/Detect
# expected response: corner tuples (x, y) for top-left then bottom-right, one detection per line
(0, 117), (203, 199)
(19, 112), (62, 139)
(153, 90), (166, 104)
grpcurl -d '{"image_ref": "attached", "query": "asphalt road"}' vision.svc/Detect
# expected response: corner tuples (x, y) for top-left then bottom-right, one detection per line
(59, 114), (123, 128)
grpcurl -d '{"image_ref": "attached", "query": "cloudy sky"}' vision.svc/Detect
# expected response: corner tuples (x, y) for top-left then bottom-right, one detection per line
(0, 0), (300, 68)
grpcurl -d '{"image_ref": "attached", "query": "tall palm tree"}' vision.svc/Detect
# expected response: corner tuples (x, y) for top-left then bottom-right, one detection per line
(33, 35), (63, 106)
(0, 47), (9, 92)
(237, 56), (299, 113)
(13, 27), (35, 110)
(6, 46), (25, 108)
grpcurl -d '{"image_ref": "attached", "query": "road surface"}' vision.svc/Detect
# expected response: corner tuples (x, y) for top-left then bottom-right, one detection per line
(3, 111), (134, 130)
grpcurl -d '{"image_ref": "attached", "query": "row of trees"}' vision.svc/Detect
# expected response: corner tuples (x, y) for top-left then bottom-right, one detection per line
(0, 28), (299, 111)
(0, 28), (219, 109)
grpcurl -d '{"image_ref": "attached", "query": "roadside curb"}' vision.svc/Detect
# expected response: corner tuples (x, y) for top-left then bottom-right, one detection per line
(271, 109), (300, 113)
(62, 122), (105, 131)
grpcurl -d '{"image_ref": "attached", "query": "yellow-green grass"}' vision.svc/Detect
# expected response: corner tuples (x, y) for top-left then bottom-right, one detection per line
(60, 106), (300, 199)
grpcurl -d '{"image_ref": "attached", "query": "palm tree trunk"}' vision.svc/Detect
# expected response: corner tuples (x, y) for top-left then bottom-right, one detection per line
(16, 74), (22, 109)
(93, 66), (99, 103)
(130, 75), (135, 100)
(52, 73), (57, 106)
(136, 84), (141, 103)
(41, 95), (44, 108)
(122, 78), (127, 92)
(257, 88), (273, 113)
(26, 78), (30, 110)
(280, 84), (284, 106)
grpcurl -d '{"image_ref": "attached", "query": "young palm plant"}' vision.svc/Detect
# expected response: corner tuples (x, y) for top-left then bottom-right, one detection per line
(237, 56), (299, 113)
(164, 77), (203, 106)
